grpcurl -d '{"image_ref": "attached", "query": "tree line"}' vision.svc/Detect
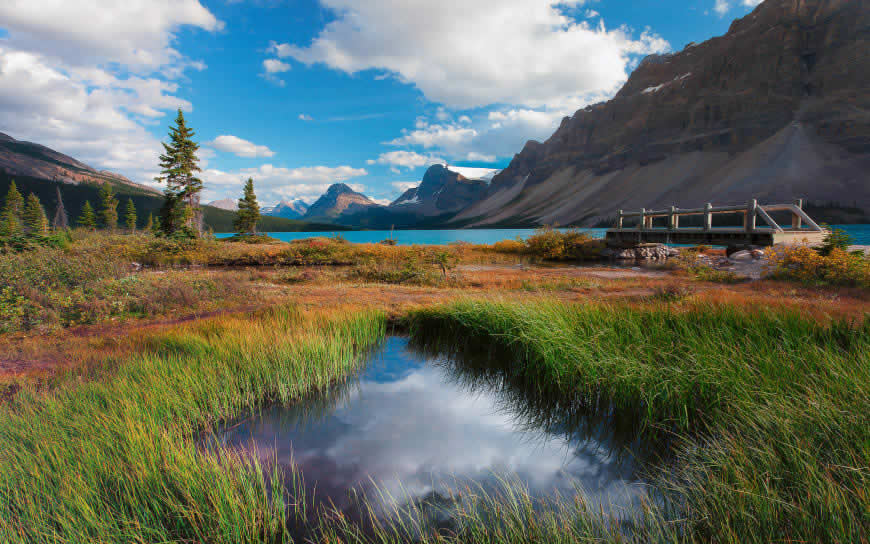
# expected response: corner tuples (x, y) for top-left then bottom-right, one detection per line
(0, 108), (264, 242)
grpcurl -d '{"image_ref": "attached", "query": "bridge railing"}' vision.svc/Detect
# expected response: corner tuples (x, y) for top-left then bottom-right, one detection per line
(614, 199), (824, 233)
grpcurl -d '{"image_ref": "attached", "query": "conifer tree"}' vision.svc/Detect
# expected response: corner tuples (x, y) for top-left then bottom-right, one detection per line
(98, 183), (118, 230)
(23, 193), (49, 235)
(78, 200), (97, 230)
(233, 178), (261, 235)
(0, 181), (24, 236)
(144, 212), (153, 232)
(124, 198), (137, 232)
(155, 109), (203, 235)
(150, 214), (161, 235)
(52, 186), (69, 230)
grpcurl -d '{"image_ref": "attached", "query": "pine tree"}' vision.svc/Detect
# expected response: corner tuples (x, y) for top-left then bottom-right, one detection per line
(78, 201), (97, 230)
(151, 214), (162, 235)
(23, 193), (49, 235)
(98, 183), (118, 230)
(233, 178), (261, 235)
(155, 109), (203, 235)
(0, 181), (25, 237)
(52, 186), (69, 230)
(124, 198), (137, 232)
(144, 212), (154, 232)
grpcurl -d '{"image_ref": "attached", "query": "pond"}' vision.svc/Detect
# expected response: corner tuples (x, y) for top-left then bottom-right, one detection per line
(212, 336), (650, 536)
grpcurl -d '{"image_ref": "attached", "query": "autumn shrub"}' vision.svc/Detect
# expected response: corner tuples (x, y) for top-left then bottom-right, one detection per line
(523, 227), (604, 261)
(768, 245), (869, 287)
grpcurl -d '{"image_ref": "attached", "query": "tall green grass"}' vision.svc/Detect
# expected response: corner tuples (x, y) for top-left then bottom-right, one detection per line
(0, 306), (385, 543)
(408, 300), (870, 543)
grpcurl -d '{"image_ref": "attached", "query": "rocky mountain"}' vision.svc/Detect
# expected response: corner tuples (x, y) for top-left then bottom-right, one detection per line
(0, 131), (159, 195)
(303, 183), (380, 220)
(263, 199), (309, 219)
(452, 0), (870, 227)
(207, 198), (238, 211)
(389, 165), (490, 217)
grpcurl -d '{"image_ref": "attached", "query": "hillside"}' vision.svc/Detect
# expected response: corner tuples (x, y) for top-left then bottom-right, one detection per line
(452, 0), (870, 227)
(303, 183), (380, 220)
(0, 173), (343, 233)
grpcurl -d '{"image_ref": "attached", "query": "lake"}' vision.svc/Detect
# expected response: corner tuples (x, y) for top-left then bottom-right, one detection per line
(213, 336), (648, 536)
(218, 224), (870, 245)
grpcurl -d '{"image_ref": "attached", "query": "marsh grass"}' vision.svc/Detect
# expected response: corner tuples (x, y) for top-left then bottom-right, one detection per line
(0, 305), (386, 543)
(408, 299), (870, 542)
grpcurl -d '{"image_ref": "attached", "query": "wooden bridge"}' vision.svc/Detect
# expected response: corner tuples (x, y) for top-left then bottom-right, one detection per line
(605, 199), (827, 247)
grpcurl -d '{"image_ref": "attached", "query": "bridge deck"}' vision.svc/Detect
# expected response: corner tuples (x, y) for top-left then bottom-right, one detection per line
(605, 228), (826, 247)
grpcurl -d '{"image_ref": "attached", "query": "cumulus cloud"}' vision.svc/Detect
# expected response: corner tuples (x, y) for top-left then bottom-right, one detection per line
(209, 135), (276, 158)
(714, 0), (762, 16)
(0, 0), (221, 70)
(269, 0), (669, 109)
(299, 113), (314, 121)
(201, 163), (368, 204)
(262, 58), (291, 73)
(367, 150), (444, 170)
(391, 181), (418, 193)
(0, 0), (222, 183)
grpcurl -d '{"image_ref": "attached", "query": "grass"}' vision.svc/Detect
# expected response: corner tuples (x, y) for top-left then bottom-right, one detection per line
(407, 299), (870, 543)
(0, 305), (386, 543)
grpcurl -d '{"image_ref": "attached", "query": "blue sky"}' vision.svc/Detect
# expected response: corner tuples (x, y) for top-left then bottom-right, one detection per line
(0, 0), (761, 205)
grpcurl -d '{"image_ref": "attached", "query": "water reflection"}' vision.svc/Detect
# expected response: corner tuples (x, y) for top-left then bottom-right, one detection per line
(214, 336), (650, 533)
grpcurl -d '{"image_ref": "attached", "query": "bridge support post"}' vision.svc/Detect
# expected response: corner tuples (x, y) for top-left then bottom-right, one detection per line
(704, 203), (712, 231)
(745, 199), (757, 232)
(792, 198), (803, 229)
(669, 206), (678, 230)
(616, 210), (623, 231)
(640, 208), (647, 231)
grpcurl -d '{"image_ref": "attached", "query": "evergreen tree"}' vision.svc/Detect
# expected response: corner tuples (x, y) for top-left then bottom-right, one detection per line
(150, 214), (162, 236)
(52, 186), (69, 230)
(233, 178), (261, 234)
(23, 193), (49, 235)
(155, 109), (203, 235)
(144, 212), (154, 232)
(77, 201), (97, 230)
(98, 184), (118, 230)
(0, 181), (24, 236)
(124, 198), (137, 231)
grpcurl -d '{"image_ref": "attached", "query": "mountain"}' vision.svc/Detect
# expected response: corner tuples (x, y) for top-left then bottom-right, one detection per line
(263, 199), (309, 219)
(0, 132), (159, 195)
(452, 0), (870, 227)
(389, 164), (492, 217)
(207, 198), (238, 211)
(303, 183), (381, 220)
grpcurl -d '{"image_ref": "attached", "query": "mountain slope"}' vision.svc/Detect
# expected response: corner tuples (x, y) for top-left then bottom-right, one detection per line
(0, 132), (159, 195)
(389, 165), (489, 217)
(263, 199), (309, 219)
(453, 0), (870, 227)
(304, 183), (380, 220)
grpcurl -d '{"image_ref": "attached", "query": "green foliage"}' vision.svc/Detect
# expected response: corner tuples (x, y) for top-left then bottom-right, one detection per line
(97, 183), (118, 230)
(155, 109), (203, 235)
(817, 226), (854, 256)
(124, 197), (137, 231)
(489, 227), (605, 261)
(77, 200), (97, 230)
(0, 181), (24, 237)
(144, 212), (153, 232)
(23, 193), (49, 235)
(233, 177), (261, 235)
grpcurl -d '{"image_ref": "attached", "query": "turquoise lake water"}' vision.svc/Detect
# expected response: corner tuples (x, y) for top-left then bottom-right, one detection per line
(218, 224), (870, 246)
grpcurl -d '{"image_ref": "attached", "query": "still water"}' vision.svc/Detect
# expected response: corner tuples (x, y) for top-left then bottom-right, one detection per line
(217, 225), (870, 245)
(214, 337), (647, 532)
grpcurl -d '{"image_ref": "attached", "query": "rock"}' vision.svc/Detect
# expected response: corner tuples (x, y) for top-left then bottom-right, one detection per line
(615, 249), (637, 260)
(750, 249), (765, 259)
(667, 248), (681, 257)
(635, 244), (670, 260)
(730, 250), (754, 261)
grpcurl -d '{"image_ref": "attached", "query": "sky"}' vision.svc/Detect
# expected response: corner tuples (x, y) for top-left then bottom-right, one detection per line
(0, 0), (762, 206)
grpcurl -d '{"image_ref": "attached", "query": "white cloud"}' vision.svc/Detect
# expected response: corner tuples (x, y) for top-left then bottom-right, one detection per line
(270, 0), (669, 109)
(0, 0), (221, 71)
(299, 113), (314, 121)
(585, 9), (600, 18)
(262, 58), (291, 73)
(209, 135), (276, 158)
(714, 0), (762, 16)
(391, 181), (418, 193)
(202, 163), (368, 204)
(367, 151), (444, 170)
(388, 122), (477, 149)
(0, 1), (222, 183)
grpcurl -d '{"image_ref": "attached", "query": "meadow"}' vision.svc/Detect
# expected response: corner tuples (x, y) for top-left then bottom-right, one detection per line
(0, 229), (868, 543)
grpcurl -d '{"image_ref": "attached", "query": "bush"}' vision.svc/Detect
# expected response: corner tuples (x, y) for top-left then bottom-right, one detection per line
(768, 245), (869, 287)
(816, 227), (854, 256)
(523, 227), (604, 261)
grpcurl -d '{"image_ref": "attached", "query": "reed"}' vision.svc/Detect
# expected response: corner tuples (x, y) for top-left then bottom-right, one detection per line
(0, 305), (386, 543)
(408, 299), (870, 543)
